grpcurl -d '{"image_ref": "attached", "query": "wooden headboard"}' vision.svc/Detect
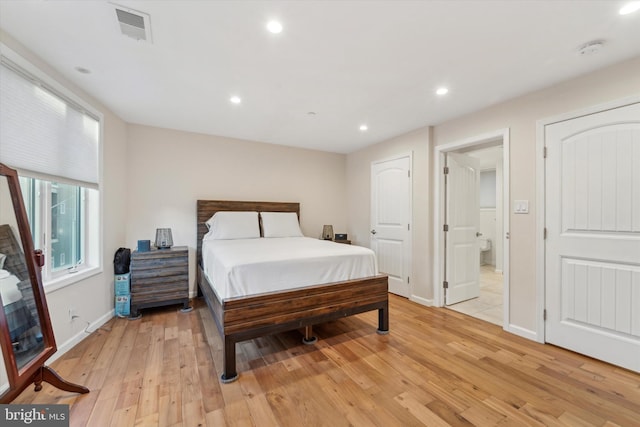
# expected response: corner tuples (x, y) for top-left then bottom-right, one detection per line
(0, 224), (28, 281)
(196, 200), (300, 264)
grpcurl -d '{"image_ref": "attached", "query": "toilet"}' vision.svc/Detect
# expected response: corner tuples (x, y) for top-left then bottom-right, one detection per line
(479, 237), (491, 265)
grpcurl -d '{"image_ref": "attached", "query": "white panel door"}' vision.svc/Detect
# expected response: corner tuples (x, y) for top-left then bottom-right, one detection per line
(371, 156), (411, 297)
(545, 102), (640, 372)
(445, 153), (480, 305)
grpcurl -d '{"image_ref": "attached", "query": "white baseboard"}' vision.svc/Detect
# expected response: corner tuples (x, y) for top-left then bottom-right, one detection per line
(48, 309), (115, 364)
(409, 295), (434, 307)
(505, 323), (538, 342)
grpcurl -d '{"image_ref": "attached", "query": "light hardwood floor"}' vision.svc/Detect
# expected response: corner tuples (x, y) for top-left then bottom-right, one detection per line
(13, 295), (640, 426)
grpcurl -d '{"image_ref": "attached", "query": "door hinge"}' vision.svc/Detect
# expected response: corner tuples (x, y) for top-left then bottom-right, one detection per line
(543, 147), (547, 158)
(443, 166), (449, 175)
(543, 309), (547, 321)
(408, 224), (410, 231)
(407, 276), (410, 284)
(443, 280), (449, 289)
(544, 228), (547, 239)
(408, 170), (411, 178)
(443, 224), (449, 232)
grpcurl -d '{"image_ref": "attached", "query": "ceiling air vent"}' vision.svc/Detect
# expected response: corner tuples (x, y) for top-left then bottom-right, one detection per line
(112, 3), (152, 42)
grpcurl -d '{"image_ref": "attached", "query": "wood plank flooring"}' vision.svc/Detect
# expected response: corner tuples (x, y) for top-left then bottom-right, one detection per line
(13, 295), (640, 426)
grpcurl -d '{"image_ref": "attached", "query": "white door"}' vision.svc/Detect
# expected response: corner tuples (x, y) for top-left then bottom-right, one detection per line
(545, 102), (640, 372)
(445, 153), (481, 305)
(371, 156), (411, 297)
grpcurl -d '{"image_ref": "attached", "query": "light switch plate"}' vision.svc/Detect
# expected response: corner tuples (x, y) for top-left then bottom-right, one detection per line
(514, 200), (529, 214)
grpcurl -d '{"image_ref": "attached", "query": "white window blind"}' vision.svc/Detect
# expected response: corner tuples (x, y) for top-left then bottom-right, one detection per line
(0, 58), (99, 188)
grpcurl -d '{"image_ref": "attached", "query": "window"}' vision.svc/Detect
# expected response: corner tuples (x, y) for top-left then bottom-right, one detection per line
(19, 177), (99, 281)
(1, 45), (102, 288)
(480, 169), (497, 209)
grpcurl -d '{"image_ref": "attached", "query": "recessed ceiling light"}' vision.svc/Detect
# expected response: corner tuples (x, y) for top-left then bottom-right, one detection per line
(307, 111), (316, 116)
(230, 96), (241, 104)
(74, 66), (91, 74)
(267, 20), (283, 34)
(619, 1), (640, 15)
(436, 87), (449, 96)
(359, 124), (368, 131)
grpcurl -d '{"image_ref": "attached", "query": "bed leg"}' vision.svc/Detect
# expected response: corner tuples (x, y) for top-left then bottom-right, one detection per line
(302, 325), (317, 345)
(221, 336), (239, 383)
(377, 304), (389, 335)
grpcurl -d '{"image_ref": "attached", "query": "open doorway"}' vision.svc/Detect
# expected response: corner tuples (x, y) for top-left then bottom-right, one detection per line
(433, 129), (510, 329)
(447, 146), (504, 325)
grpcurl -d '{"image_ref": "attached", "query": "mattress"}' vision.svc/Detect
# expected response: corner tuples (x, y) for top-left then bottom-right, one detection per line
(1, 269), (38, 343)
(0, 268), (23, 304)
(202, 237), (378, 300)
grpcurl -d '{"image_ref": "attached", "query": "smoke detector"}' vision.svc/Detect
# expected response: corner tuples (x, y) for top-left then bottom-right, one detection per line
(577, 40), (604, 56)
(111, 3), (152, 43)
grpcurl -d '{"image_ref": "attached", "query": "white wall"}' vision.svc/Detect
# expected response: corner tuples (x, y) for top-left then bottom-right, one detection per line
(0, 176), (18, 231)
(346, 127), (431, 304)
(125, 124), (348, 296)
(433, 56), (640, 335)
(0, 30), (128, 381)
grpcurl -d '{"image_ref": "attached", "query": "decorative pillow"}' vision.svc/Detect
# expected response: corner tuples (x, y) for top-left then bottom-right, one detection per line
(0, 253), (5, 269)
(204, 211), (260, 240)
(260, 212), (303, 238)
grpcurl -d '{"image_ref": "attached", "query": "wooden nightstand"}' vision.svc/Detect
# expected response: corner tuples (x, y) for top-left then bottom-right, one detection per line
(334, 239), (351, 244)
(130, 246), (190, 317)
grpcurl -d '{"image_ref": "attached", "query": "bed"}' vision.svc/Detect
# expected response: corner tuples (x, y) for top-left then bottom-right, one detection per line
(0, 224), (41, 358)
(196, 200), (389, 383)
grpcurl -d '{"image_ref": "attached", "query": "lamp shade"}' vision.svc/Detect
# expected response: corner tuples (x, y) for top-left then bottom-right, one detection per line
(322, 225), (333, 240)
(155, 228), (173, 249)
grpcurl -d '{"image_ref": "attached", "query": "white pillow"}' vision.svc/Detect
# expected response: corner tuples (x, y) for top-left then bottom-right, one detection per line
(204, 211), (260, 240)
(261, 212), (303, 238)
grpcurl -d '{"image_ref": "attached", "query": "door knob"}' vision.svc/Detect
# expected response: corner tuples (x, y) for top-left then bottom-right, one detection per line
(476, 232), (483, 237)
(371, 229), (377, 235)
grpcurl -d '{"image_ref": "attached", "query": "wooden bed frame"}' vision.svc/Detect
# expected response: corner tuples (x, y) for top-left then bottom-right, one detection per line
(196, 200), (389, 383)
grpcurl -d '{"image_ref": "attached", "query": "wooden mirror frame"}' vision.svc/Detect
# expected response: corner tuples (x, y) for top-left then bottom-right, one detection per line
(0, 163), (88, 403)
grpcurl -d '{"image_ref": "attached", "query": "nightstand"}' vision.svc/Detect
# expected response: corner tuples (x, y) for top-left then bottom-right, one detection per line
(130, 246), (190, 317)
(334, 239), (351, 245)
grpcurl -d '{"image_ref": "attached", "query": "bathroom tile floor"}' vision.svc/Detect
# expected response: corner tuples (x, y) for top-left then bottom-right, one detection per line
(447, 265), (503, 326)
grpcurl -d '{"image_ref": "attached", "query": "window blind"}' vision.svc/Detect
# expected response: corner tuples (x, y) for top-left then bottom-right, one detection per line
(0, 58), (99, 188)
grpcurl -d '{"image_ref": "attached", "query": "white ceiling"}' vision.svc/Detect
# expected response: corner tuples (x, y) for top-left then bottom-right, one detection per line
(1, 1), (639, 154)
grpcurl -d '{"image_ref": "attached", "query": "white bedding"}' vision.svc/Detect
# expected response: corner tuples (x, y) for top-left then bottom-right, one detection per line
(0, 269), (23, 305)
(202, 237), (378, 300)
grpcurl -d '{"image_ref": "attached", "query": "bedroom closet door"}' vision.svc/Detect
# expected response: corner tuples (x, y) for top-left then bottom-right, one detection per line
(371, 155), (412, 297)
(544, 101), (640, 372)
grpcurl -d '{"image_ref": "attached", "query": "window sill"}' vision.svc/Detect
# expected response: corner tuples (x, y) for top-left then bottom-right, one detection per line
(44, 266), (102, 294)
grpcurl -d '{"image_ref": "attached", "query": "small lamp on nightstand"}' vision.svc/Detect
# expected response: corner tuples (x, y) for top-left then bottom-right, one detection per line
(322, 225), (334, 240)
(155, 228), (173, 249)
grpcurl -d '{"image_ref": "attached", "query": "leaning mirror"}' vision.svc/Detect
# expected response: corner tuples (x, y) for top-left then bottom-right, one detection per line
(0, 163), (88, 402)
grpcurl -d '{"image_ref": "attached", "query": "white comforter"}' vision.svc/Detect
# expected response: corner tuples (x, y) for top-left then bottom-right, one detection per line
(0, 269), (23, 305)
(202, 237), (378, 300)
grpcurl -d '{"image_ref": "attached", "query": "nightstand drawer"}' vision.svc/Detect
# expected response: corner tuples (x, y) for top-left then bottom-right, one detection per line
(129, 246), (190, 317)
